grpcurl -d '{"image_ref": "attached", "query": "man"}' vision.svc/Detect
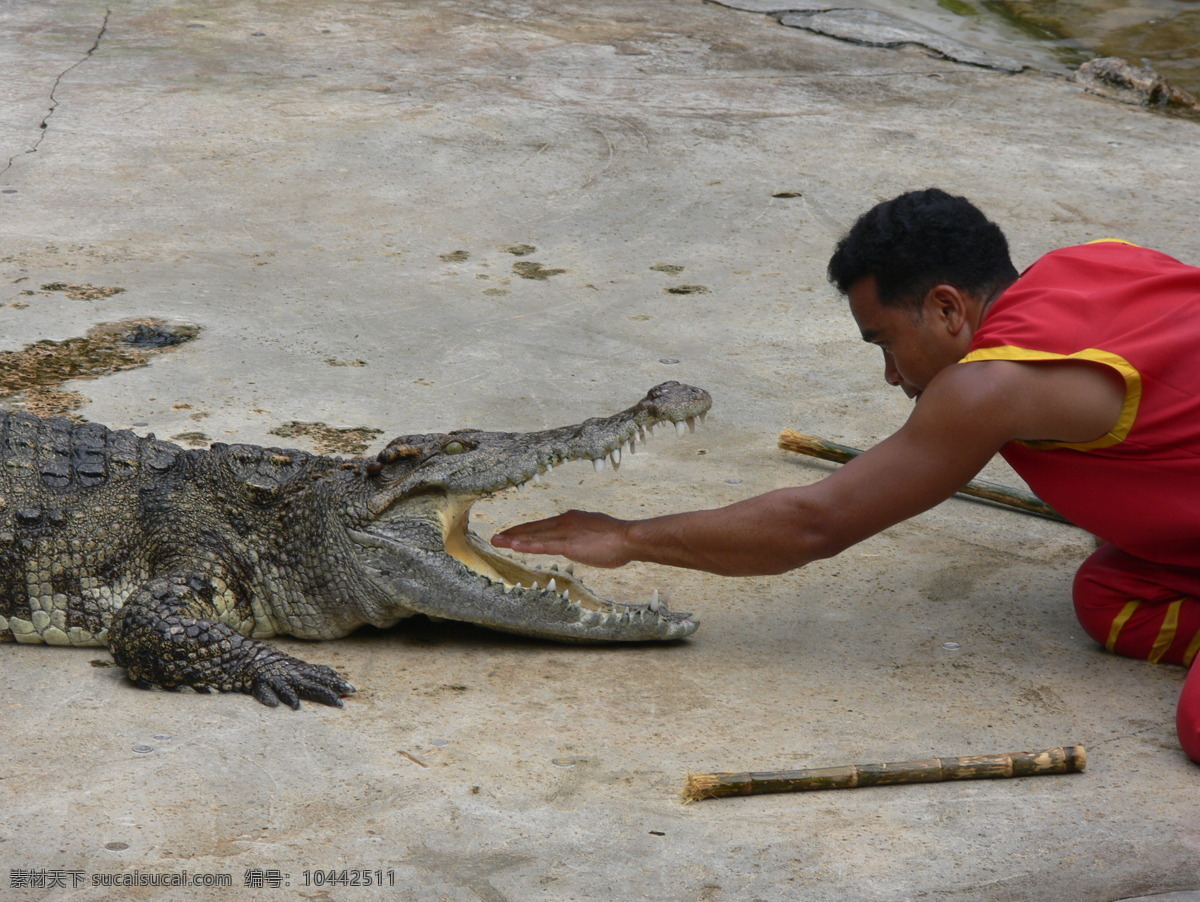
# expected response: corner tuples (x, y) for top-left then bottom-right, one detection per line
(492, 188), (1200, 764)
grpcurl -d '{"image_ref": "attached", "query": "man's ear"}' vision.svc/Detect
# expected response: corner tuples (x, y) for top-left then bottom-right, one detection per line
(925, 284), (972, 337)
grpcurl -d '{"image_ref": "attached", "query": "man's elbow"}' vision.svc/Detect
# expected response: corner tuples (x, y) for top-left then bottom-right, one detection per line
(723, 534), (840, 577)
(775, 495), (858, 572)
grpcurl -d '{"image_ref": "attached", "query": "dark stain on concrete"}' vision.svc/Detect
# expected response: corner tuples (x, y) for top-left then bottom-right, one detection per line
(269, 421), (383, 455)
(40, 282), (126, 300)
(0, 318), (200, 418)
(170, 431), (212, 447)
(513, 261), (566, 280)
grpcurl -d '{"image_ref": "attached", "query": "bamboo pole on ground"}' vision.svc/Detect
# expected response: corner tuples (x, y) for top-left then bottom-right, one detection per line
(778, 429), (1069, 524)
(682, 745), (1086, 802)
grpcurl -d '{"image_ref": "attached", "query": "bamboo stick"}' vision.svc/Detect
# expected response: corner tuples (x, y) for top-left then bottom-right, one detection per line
(682, 745), (1086, 802)
(778, 429), (1070, 524)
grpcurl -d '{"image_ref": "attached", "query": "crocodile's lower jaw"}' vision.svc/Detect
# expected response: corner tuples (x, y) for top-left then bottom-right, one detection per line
(438, 495), (611, 611)
(350, 494), (696, 643)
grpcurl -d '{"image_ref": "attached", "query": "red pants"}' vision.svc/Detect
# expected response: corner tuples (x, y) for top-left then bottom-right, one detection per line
(1074, 544), (1200, 763)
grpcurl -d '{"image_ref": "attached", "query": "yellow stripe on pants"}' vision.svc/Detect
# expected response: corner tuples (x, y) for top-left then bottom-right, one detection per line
(1183, 626), (1200, 668)
(1148, 599), (1183, 664)
(1106, 600), (1141, 653)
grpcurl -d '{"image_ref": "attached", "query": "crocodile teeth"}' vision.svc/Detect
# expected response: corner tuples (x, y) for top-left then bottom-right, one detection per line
(547, 578), (557, 593)
(675, 420), (687, 437)
(649, 589), (660, 612)
(610, 447), (621, 468)
(563, 562), (574, 575)
(593, 457), (606, 473)
(686, 416), (696, 433)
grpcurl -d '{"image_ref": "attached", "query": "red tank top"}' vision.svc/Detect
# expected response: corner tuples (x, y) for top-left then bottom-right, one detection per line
(960, 241), (1200, 567)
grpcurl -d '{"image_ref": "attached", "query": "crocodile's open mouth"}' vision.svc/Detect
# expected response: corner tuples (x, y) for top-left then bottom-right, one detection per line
(351, 414), (704, 642)
(442, 494), (615, 611)
(450, 414), (704, 605)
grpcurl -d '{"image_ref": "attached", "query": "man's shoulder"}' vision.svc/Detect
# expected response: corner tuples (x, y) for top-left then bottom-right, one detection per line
(1021, 240), (1184, 283)
(940, 357), (1127, 446)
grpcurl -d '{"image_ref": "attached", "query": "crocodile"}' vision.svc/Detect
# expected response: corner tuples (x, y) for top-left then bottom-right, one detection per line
(0, 382), (711, 708)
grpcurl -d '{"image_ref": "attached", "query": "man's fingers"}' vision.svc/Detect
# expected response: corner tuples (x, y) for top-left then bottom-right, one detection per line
(492, 532), (558, 553)
(492, 512), (580, 546)
(493, 521), (554, 545)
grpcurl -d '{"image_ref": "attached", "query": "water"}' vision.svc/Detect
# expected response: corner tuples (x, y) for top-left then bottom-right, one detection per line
(978, 0), (1200, 95)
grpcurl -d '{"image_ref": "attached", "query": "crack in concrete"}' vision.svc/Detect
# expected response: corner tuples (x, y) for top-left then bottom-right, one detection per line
(1, 8), (111, 179)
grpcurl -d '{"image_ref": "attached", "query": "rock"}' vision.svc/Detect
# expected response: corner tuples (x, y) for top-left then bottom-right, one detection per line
(1073, 57), (1198, 109)
(706, 0), (828, 10)
(779, 8), (1024, 73)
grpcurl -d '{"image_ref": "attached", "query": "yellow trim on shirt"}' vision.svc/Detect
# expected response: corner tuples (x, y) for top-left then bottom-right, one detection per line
(1106, 600), (1141, 652)
(957, 346), (1142, 451)
(1148, 599), (1183, 664)
(1085, 238), (1139, 246)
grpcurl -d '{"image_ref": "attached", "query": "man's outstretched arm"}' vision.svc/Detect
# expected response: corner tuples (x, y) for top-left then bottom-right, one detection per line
(490, 359), (1124, 577)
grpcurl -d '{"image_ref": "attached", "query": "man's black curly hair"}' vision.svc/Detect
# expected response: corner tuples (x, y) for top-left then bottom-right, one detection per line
(827, 188), (1017, 311)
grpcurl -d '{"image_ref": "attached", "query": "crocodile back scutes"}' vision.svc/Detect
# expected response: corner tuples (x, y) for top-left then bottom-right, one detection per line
(0, 410), (177, 492)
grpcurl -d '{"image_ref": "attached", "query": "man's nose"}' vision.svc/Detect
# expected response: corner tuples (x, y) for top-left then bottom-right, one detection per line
(883, 354), (902, 386)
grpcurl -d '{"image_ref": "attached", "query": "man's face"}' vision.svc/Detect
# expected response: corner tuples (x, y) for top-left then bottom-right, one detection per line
(846, 276), (967, 399)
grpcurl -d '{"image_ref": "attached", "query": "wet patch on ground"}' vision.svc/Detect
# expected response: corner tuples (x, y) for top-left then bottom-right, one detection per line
(170, 431), (212, 447)
(666, 284), (710, 295)
(990, 0), (1200, 97)
(268, 421), (383, 455)
(39, 282), (126, 300)
(712, 0), (1199, 108)
(513, 261), (567, 280)
(437, 246), (566, 289)
(0, 319), (200, 418)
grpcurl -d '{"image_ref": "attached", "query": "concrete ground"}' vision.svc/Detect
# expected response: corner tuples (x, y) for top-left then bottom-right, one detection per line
(2, 1), (1199, 899)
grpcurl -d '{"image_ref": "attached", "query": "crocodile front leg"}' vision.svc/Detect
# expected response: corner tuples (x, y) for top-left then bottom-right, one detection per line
(107, 573), (355, 708)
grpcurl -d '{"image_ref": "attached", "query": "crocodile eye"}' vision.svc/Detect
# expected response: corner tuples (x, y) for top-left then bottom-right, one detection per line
(444, 440), (466, 455)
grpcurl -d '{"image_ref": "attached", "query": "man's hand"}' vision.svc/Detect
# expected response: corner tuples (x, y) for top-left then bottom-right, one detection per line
(491, 510), (634, 569)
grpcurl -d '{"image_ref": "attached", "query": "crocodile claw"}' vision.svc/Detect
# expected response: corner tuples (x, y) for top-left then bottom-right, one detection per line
(250, 660), (356, 709)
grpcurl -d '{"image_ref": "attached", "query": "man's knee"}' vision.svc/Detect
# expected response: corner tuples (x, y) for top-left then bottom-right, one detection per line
(1177, 668), (1200, 765)
(1072, 546), (1128, 645)
(1073, 543), (1200, 665)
